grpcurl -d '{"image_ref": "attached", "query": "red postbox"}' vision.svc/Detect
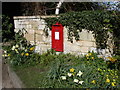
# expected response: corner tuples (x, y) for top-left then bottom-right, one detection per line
(51, 22), (64, 52)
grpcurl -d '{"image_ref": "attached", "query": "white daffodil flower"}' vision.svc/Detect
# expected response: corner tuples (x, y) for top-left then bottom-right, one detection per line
(15, 44), (19, 48)
(12, 46), (15, 50)
(25, 49), (27, 52)
(61, 76), (66, 80)
(74, 79), (79, 83)
(2, 54), (8, 57)
(77, 71), (83, 77)
(4, 51), (7, 53)
(79, 81), (84, 85)
(22, 47), (25, 50)
(15, 49), (19, 53)
(67, 73), (72, 77)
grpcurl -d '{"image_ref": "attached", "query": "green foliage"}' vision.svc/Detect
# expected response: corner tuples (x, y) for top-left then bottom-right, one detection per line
(11, 51), (120, 88)
(46, 52), (119, 88)
(43, 10), (120, 50)
(2, 15), (14, 42)
(2, 29), (36, 66)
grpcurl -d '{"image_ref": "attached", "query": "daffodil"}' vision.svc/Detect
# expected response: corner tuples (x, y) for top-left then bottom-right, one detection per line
(4, 51), (7, 53)
(30, 47), (35, 51)
(21, 53), (24, 56)
(15, 44), (19, 48)
(111, 82), (116, 86)
(74, 79), (79, 83)
(61, 76), (66, 80)
(91, 57), (94, 59)
(12, 46), (15, 50)
(15, 49), (19, 53)
(77, 71), (83, 77)
(88, 53), (92, 56)
(91, 80), (96, 84)
(86, 54), (89, 57)
(25, 49), (27, 52)
(2, 54), (7, 57)
(67, 73), (72, 77)
(70, 68), (75, 72)
(25, 53), (29, 56)
(107, 57), (116, 63)
(106, 78), (110, 83)
(79, 81), (84, 85)
(8, 54), (10, 56)
(87, 57), (89, 59)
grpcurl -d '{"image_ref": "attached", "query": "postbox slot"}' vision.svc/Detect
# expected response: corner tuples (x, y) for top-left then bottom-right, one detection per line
(53, 25), (60, 26)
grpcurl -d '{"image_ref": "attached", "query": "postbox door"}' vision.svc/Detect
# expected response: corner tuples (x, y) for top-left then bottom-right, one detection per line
(52, 23), (63, 52)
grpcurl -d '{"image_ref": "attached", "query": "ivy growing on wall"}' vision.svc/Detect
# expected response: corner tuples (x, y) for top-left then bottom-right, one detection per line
(43, 10), (120, 54)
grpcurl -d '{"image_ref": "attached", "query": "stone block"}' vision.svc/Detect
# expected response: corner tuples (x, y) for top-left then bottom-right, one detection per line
(74, 41), (83, 46)
(79, 47), (89, 53)
(38, 25), (45, 30)
(36, 34), (43, 42)
(79, 31), (88, 41)
(24, 33), (34, 41)
(82, 41), (94, 47)
(35, 30), (44, 35)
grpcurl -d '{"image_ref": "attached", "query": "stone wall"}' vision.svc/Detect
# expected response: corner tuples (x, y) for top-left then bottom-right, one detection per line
(13, 16), (112, 55)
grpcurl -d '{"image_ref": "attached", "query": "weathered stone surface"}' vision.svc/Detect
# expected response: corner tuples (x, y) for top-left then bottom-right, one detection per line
(79, 47), (89, 53)
(24, 33), (34, 41)
(36, 34), (43, 42)
(82, 41), (94, 47)
(14, 16), (113, 55)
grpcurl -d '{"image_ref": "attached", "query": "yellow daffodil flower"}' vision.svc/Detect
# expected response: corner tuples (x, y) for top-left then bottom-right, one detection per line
(88, 53), (92, 56)
(30, 47), (35, 51)
(8, 54), (10, 56)
(21, 53), (24, 56)
(107, 57), (116, 63)
(70, 68), (75, 72)
(91, 80), (96, 84)
(15, 49), (19, 53)
(86, 54), (89, 57)
(25, 53), (29, 56)
(87, 57), (89, 60)
(91, 57), (94, 59)
(111, 82), (116, 86)
(106, 78), (110, 83)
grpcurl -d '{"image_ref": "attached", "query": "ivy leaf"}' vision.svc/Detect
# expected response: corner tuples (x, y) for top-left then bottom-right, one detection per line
(103, 19), (110, 23)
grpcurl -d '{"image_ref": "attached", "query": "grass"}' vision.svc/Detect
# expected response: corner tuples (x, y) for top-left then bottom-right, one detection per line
(12, 64), (50, 88)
